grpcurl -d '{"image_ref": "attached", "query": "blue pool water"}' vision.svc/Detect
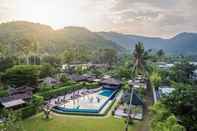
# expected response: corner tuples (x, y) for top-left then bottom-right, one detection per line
(99, 89), (114, 97)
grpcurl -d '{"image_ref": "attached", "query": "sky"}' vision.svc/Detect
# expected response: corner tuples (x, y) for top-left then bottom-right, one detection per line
(0, 0), (196, 38)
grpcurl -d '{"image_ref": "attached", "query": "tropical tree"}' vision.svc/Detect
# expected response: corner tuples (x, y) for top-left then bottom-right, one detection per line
(39, 63), (56, 78)
(170, 61), (195, 83)
(43, 104), (51, 119)
(132, 42), (145, 76)
(0, 44), (8, 57)
(157, 49), (165, 61)
(0, 109), (25, 131)
(162, 83), (197, 131)
(150, 69), (161, 89)
(1, 65), (40, 87)
(42, 55), (61, 67)
(151, 102), (185, 131)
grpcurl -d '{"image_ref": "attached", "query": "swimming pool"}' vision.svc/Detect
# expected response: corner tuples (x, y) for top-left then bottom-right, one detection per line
(53, 88), (117, 114)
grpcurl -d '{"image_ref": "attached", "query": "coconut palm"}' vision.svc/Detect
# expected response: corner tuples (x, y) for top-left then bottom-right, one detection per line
(157, 49), (165, 61)
(43, 104), (51, 119)
(132, 42), (145, 76)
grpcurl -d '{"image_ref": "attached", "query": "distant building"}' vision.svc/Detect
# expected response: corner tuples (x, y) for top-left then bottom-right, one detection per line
(189, 62), (197, 66)
(156, 86), (175, 99)
(128, 75), (147, 89)
(192, 69), (197, 80)
(157, 62), (174, 70)
(40, 77), (61, 86)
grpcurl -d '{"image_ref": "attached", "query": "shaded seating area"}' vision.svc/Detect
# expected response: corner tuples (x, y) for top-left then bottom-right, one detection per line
(114, 91), (144, 120)
(121, 91), (144, 106)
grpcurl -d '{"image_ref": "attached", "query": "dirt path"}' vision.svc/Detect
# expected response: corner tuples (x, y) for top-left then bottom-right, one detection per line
(135, 81), (153, 131)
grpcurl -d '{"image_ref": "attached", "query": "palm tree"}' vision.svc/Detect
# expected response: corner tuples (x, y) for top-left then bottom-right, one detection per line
(132, 42), (145, 76)
(43, 104), (51, 119)
(157, 49), (165, 61)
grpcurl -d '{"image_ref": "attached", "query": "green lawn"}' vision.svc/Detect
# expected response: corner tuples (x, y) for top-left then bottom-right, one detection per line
(23, 113), (139, 131)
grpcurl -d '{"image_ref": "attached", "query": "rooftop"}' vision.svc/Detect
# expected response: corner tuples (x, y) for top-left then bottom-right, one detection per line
(1, 99), (25, 108)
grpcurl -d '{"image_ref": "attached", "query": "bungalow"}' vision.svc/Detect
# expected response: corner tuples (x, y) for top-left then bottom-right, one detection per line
(0, 99), (25, 109)
(0, 91), (32, 109)
(0, 86), (33, 109)
(100, 78), (122, 90)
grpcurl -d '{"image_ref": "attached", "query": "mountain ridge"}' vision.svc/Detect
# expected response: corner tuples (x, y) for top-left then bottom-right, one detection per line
(0, 21), (123, 55)
(97, 31), (197, 55)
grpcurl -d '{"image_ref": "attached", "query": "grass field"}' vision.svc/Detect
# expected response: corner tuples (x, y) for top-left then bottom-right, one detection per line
(23, 113), (139, 131)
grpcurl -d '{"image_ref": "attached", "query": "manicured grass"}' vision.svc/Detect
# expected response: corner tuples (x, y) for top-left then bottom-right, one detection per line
(23, 113), (139, 131)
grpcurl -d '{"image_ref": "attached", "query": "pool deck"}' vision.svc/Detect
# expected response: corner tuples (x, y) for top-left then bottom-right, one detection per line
(51, 90), (123, 118)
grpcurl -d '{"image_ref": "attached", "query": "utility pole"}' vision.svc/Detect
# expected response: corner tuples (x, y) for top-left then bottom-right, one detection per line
(124, 87), (134, 131)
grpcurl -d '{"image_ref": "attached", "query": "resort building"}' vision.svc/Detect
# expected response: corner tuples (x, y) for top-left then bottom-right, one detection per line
(191, 69), (197, 80)
(156, 86), (175, 100)
(0, 86), (33, 109)
(157, 62), (174, 70)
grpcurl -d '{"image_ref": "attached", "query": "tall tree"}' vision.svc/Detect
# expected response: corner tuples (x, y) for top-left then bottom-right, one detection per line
(162, 83), (197, 131)
(0, 109), (25, 131)
(170, 61), (195, 83)
(102, 48), (117, 67)
(157, 49), (165, 61)
(132, 42), (145, 76)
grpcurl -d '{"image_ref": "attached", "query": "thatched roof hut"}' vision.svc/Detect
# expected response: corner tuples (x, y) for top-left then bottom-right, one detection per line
(100, 78), (121, 86)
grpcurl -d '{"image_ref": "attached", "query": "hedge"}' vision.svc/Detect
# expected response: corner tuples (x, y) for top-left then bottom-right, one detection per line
(16, 95), (44, 119)
(36, 82), (99, 100)
(17, 105), (37, 119)
(0, 90), (8, 97)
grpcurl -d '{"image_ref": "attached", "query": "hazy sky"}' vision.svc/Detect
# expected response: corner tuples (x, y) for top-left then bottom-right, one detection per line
(0, 0), (196, 38)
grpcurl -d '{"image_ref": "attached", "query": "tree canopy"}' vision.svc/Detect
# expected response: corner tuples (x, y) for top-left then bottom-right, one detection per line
(162, 83), (197, 131)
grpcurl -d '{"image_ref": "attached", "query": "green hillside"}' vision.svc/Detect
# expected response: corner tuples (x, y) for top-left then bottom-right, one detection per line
(0, 21), (122, 56)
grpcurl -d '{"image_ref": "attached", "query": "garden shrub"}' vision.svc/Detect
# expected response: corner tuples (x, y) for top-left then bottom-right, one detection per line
(17, 105), (37, 119)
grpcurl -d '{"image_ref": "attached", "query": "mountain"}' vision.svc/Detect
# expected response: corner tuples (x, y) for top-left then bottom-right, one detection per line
(98, 32), (197, 55)
(1, 21), (197, 56)
(0, 21), (122, 55)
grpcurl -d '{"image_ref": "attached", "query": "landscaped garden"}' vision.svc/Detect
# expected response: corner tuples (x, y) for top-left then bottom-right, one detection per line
(0, 41), (197, 131)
